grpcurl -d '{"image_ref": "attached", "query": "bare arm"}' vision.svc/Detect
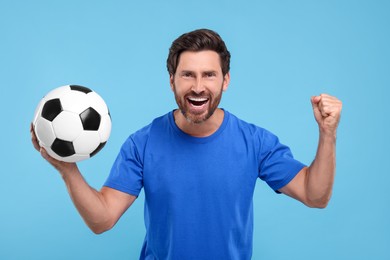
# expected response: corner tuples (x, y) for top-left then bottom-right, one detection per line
(31, 124), (136, 233)
(279, 94), (342, 208)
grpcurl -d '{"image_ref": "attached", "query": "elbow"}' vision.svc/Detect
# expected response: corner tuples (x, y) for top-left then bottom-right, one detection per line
(306, 194), (332, 209)
(90, 224), (112, 235)
(91, 226), (109, 235)
(88, 219), (115, 235)
(92, 229), (106, 235)
(308, 200), (328, 209)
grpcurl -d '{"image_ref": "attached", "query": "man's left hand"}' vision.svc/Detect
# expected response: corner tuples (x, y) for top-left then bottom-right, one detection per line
(311, 94), (343, 136)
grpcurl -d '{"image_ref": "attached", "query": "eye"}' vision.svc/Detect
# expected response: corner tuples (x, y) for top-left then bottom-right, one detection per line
(204, 72), (216, 78)
(182, 72), (194, 78)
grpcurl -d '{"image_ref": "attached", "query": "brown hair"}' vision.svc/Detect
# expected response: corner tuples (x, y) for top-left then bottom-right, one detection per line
(167, 29), (231, 76)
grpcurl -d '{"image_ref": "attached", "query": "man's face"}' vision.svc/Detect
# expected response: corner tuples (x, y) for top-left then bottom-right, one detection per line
(170, 50), (230, 124)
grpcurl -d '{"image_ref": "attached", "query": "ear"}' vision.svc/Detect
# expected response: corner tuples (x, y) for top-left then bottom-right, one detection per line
(222, 72), (230, 92)
(169, 74), (175, 91)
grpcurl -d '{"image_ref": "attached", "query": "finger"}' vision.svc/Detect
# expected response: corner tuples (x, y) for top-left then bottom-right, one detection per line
(320, 103), (336, 117)
(40, 147), (60, 167)
(319, 94), (342, 106)
(30, 123), (41, 151)
(40, 147), (50, 160)
(318, 104), (329, 118)
(40, 147), (77, 172)
(318, 95), (342, 118)
(40, 147), (57, 163)
(318, 102), (330, 117)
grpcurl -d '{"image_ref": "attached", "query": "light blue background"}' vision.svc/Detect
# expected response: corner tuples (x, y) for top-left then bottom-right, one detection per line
(1, 0), (388, 259)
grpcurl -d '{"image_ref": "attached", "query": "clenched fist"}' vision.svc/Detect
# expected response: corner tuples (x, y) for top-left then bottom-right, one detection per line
(311, 94), (342, 137)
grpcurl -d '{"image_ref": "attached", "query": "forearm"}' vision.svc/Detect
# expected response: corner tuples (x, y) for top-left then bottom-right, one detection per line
(280, 94), (341, 208)
(60, 167), (112, 234)
(306, 132), (336, 207)
(32, 125), (122, 233)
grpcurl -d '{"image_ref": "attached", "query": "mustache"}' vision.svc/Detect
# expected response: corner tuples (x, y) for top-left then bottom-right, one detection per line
(185, 91), (210, 98)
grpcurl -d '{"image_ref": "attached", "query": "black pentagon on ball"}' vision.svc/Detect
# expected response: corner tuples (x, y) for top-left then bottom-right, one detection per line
(70, 85), (92, 94)
(42, 98), (63, 122)
(90, 142), (107, 157)
(51, 138), (75, 157)
(80, 107), (101, 130)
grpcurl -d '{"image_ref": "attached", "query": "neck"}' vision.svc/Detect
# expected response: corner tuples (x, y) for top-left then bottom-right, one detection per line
(174, 108), (225, 137)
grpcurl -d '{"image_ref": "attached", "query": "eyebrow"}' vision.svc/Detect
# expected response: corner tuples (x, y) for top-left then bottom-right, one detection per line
(180, 70), (194, 74)
(179, 70), (218, 74)
(203, 70), (217, 74)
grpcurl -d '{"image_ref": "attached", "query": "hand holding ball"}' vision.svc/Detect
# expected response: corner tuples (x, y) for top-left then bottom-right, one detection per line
(32, 85), (111, 162)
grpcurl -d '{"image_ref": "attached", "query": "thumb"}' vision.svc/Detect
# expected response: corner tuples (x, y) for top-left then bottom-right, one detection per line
(311, 96), (322, 121)
(311, 95), (321, 106)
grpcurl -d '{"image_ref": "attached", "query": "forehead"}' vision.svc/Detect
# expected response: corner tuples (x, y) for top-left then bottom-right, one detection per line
(177, 50), (222, 72)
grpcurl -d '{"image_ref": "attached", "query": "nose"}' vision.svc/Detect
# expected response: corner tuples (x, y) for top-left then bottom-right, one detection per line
(191, 78), (205, 94)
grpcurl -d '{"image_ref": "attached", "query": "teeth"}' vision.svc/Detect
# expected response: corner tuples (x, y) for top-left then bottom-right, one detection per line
(188, 97), (208, 101)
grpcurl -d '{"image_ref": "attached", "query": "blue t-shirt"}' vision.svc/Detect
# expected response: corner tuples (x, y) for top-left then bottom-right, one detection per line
(104, 110), (305, 260)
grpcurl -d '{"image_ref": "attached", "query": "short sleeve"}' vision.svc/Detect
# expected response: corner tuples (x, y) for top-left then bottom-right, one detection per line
(258, 129), (306, 192)
(104, 136), (144, 196)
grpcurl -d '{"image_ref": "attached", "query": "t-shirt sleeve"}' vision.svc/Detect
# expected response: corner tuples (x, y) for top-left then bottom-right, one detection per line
(257, 129), (306, 192)
(103, 136), (144, 196)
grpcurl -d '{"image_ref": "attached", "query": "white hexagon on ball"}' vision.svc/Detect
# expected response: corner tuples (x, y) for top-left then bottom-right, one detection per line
(99, 114), (112, 142)
(60, 90), (91, 114)
(73, 131), (101, 155)
(52, 111), (83, 142)
(34, 117), (56, 148)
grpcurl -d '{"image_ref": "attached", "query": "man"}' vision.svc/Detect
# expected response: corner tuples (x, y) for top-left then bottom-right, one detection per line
(31, 29), (342, 259)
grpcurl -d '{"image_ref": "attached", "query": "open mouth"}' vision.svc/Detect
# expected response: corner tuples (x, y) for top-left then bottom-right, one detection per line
(187, 97), (209, 107)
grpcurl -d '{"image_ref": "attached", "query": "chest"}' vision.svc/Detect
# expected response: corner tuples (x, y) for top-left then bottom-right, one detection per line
(142, 135), (259, 202)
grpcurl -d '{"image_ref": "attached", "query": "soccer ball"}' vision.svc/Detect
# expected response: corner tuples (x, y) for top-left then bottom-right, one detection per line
(33, 85), (111, 163)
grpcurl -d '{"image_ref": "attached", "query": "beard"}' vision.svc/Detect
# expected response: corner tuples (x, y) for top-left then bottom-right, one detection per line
(173, 84), (224, 124)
